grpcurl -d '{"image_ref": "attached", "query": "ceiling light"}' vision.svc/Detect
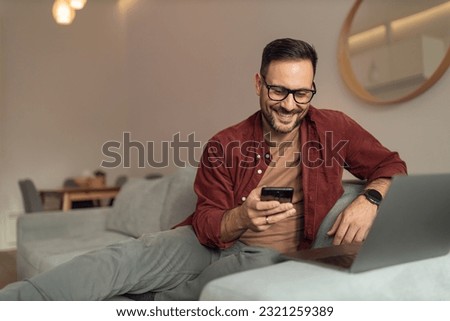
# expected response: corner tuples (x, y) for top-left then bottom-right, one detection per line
(52, 0), (76, 25)
(69, 0), (87, 10)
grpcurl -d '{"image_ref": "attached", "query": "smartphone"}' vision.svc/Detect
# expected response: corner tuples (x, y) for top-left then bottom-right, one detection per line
(260, 187), (294, 203)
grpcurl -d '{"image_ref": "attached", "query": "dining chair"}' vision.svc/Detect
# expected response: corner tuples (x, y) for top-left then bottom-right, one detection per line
(18, 179), (44, 213)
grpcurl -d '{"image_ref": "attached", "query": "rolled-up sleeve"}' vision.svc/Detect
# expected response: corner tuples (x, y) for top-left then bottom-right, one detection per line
(341, 114), (407, 180)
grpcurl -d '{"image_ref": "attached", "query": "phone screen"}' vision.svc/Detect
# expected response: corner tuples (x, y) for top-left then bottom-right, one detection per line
(260, 187), (294, 203)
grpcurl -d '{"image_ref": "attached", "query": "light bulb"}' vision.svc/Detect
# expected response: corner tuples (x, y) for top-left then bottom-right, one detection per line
(69, 0), (87, 10)
(52, 0), (76, 25)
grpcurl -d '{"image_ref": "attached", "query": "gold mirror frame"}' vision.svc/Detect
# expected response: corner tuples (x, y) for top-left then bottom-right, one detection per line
(338, 0), (450, 105)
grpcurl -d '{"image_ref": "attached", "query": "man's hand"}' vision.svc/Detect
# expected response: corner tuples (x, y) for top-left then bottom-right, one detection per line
(243, 187), (296, 232)
(220, 186), (296, 243)
(327, 178), (391, 245)
(327, 195), (377, 245)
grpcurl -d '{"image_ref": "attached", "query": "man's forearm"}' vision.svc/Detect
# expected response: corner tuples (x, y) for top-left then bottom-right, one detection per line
(365, 178), (391, 197)
(219, 206), (248, 243)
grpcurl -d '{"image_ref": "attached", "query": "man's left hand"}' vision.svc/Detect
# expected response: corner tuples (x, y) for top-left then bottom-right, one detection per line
(327, 178), (392, 245)
(327, 195), (378, 245)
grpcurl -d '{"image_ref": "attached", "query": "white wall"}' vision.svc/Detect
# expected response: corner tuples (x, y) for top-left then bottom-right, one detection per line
(122, 0), (450, 178)
(0, 0), (449, 249)
(0, 0), (129, 248)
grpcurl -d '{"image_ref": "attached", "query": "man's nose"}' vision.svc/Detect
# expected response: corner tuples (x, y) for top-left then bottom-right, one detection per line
(280, 93), (298, 111)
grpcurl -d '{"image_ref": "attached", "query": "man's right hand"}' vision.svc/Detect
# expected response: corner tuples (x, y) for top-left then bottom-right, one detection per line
(220, 186), (296, 243)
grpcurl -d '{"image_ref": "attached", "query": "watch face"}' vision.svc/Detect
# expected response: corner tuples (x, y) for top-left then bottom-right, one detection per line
(366, 189), (382, 203)
(367, 189), (383, 202)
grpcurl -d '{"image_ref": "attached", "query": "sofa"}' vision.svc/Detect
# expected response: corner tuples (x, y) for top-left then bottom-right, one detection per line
(16, 166), (198, 281)
(16, 166), (450, 300)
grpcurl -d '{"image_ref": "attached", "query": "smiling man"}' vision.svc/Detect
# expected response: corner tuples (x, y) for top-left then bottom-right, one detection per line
(189, 39), (406, 257)
(0, 38), (406, 301)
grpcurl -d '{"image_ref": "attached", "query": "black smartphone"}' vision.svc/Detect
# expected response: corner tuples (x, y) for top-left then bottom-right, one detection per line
(260, 187), (294, 203)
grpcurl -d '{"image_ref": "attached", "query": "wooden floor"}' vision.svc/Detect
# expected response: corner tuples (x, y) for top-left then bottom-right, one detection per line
(0, 250), (17, 289)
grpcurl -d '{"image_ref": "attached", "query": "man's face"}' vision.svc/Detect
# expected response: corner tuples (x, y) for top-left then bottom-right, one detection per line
(255, 59), (315, 134)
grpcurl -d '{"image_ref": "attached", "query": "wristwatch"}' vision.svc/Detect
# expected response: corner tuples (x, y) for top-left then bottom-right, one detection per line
(362, 189), (383, 207)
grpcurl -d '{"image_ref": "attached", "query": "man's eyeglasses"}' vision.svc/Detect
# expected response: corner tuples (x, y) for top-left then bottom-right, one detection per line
(262, 76), (316, 104)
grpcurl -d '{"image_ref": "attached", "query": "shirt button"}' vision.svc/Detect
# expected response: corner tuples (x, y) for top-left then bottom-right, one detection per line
(257, 169), (263, 174)
(265, 153), (270, 159)
(241, 196), (246, 202)
(256, 154), (261, 159)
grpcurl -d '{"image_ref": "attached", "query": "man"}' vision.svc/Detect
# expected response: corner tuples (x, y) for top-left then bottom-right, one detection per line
(0, 38), (406, 301)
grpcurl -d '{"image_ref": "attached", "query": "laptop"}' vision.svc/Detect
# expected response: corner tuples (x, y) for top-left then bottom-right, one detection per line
(284, 173), (450, 273)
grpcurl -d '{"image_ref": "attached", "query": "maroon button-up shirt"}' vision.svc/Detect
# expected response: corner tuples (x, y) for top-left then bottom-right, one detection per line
(177, 106), (407, 249)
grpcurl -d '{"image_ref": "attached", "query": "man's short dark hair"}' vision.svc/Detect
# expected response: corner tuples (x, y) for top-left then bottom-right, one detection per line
(260, 38), (318, 77)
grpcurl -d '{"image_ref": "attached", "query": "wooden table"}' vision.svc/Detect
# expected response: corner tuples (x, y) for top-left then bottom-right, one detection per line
(40, 186), (120, 211)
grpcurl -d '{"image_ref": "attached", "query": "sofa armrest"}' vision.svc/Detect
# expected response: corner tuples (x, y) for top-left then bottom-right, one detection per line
(200, 252), (450, 300)
(17, 207), (113, 244)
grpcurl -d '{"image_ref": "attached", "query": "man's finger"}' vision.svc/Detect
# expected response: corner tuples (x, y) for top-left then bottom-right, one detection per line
(327, 213), (342, 236)
(254, 200), (280, 211)
(342, 225), (359, 244)
(332, 223), (349, 245)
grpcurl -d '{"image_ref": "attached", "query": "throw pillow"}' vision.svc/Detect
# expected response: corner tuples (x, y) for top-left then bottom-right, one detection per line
(106, 177), (170, 237)
(160, 166), (198, 230)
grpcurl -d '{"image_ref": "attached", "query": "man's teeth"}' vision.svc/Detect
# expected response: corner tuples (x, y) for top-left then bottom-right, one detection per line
(277, 110), (293, 117)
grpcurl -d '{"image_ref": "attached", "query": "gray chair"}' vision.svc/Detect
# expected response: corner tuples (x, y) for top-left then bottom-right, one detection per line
(18, 179), (44, 213)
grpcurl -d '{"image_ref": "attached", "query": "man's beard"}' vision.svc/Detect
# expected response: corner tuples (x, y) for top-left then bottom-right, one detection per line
(263, 107), (303, 134)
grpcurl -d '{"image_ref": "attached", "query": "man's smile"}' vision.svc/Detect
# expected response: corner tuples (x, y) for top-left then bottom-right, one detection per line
(272, 107), (301, 123)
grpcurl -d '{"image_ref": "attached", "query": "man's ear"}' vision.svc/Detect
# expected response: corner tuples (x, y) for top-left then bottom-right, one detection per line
(255, 73), (262, 96)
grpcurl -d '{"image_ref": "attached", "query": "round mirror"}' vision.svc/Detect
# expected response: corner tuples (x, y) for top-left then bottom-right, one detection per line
(338, 0), (450, 104)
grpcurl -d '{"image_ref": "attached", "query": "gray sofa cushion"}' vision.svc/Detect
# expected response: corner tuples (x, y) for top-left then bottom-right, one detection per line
(160, 166), (198, 230)
(106, 177), (170, 237)
(105, 166), (198, 237)
(20, 231), (131, 277)
(16, 208), (131, 280)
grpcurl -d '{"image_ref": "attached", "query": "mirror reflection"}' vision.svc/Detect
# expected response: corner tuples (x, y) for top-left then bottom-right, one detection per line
(344, 0), (450, 102)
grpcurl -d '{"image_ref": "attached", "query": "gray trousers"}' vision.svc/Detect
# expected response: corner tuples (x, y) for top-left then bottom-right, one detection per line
(0, 226), (284, 301)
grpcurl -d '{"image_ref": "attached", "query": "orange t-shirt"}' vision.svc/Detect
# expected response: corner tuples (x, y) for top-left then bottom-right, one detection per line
(239, 128), (304, 253)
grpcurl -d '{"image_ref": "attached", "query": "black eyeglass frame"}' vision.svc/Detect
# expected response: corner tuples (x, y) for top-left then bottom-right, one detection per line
(261, 76), (317, 104)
